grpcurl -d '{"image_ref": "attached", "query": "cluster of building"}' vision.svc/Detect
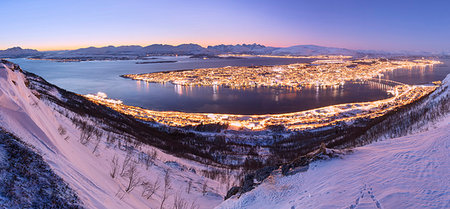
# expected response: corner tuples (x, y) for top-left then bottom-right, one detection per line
(122, 58), (441, 90)
(84, 84), (437, 131)
(86, 58), (442, 131)
(218, 54), (353, 59)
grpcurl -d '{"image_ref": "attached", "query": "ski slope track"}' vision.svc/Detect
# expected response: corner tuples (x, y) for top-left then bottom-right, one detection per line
(218, 75), (450, 208)
(0, 62), (225, 208)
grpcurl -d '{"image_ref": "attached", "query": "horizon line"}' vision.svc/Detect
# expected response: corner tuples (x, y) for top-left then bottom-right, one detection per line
(2, 42), (289, 52)
(1, 43), (444, 53)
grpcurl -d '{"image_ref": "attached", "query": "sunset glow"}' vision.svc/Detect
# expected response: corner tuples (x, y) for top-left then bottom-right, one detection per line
(1, 0), (450, 51)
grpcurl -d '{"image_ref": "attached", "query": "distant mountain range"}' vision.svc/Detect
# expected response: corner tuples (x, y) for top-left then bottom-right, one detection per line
(0, 47), (41, 58)
(0, 44), (448, 59)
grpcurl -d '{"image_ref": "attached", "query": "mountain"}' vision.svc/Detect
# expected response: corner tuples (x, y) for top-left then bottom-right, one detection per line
(66, 45), (146, 56)
(271, 45), (357, 56)
(207, 44), (278, 54)
(1, 44), (447, 59)
(0, 47), (42, 58)
(143, 43), (207, 55)
(217, 74), (450, 209)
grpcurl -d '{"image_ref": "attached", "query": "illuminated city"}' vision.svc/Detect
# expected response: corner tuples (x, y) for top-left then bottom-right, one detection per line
(122, 58), (441, 90)
(87, 58), (440, 131)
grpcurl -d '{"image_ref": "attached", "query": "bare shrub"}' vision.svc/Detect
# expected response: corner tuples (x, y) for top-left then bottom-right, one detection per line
(160, 170), (171, 209)
(110, 155), (119, 178)
(120, 153), (132, 177)
(141, 153), (152, 170)
(124, 162), (141, 193)
(79, 124), (95, 145)
(173, 192), (188, 209)
(186, 179), (192, 194)
(189, 200), (200, 209)
(150, 148), (158, 161)
(106, 133), (116, 148)
(141, 178), (160, 199)
(92, 131), (103, 154)
(58, 125), (67, 136)
(202, 180), (207, 196)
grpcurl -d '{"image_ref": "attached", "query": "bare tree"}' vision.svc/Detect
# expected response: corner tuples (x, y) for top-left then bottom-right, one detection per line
(141, 177), (160, 199)
(186, 179), (192, 194)
(133, 140), (143, 150)
(142, 150), (156, 170)
(173, 192), (188, 209)
(110, 155), (119, 178)
(150, 148), (158, 161)
(106, 133), (116, 148)
(79, 125), (95, 145)
(122, 136), (132, 151)
(189, 200), (200, 209)
(92, 131), (103, 154)
(202, 180), (208, 196)
(117, 137), (122, 149)
(124, 162), (141, 193)
(160, 170), (172, 209)
(120, 153), (132, 177)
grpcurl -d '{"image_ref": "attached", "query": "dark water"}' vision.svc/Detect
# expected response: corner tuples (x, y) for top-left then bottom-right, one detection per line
(382, 59), (450, 85)
(8, 57), (449, 114)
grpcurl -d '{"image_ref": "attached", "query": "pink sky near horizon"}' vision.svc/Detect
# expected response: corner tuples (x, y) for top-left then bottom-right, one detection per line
(1, 0), (449, 52)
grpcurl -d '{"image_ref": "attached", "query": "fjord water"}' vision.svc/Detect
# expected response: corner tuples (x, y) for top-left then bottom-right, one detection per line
(9, 57), (450, 114)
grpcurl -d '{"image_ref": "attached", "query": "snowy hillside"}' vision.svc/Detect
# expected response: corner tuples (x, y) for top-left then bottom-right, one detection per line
(0, 129), (82, 208)
(217, 75), (450, 209)
(218, 116), (449, 208)
(0, 61), (229, 208)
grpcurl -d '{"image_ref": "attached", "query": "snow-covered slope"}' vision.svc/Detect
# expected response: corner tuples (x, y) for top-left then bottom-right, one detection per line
(0, 61), (225, 208)
(218, 76), (450, 209)
(0, 129), (82, 208)
(218, 115), (449, 209)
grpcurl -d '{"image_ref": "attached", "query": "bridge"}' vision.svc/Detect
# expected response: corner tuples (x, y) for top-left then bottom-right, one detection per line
(363, 78), (408, 95)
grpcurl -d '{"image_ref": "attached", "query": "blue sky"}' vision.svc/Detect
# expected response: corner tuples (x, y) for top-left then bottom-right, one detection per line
(1, 0), (449, 51)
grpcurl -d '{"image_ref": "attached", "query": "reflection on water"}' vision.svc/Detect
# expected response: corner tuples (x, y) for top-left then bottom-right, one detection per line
(127, 80), (389, 114)
(383, 62), (447, 85)
(8, 57), (450, 114)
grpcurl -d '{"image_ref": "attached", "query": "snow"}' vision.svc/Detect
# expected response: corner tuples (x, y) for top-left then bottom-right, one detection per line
(0, 130), (82, 208)
(0, 62), (225, 208)
(217, 112), (450, 209)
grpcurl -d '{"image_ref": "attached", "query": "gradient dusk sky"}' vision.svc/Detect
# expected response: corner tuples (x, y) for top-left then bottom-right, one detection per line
(1, 0), (449, 51)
